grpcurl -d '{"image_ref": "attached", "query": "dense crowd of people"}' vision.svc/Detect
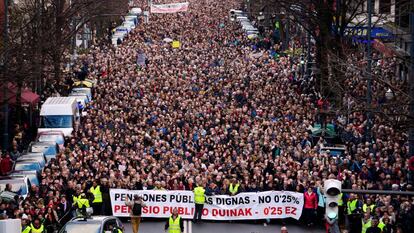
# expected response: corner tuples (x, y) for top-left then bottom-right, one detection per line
(1, 0), (414, 232)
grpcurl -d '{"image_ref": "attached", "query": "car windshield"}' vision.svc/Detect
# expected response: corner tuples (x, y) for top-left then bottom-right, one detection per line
(38, 135), (64, 145)
(41, 115), (73, 128)
(31, 146), (56, 156)
(61, 222), (101, 233)
(15, 163), (40, 172)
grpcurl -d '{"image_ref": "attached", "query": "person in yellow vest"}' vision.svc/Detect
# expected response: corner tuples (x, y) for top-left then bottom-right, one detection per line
(193, 182), (205, 223)
(30, 218), (45, 233)
(21, 216), (31, 233)
(361, 212), (372, 233)
(337, 193), (345, 226)
(90, 181), (103, 215)
(228, 178), (240, 196)
(75, 193), (90, 216)
(377, 219), (386, 232)
(363, 198), (376, 214)
(346, 194), (362, 233)
(106, 222), (123, 233)
(165, 208), (184, 233)
(366, 217), (381, 233)
(72, 188), (82, 205)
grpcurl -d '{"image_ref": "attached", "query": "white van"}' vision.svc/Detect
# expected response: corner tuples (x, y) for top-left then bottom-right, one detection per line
(129, 7), (142, 15)
(38, 97), (79, 137)
(125, 15), (138, 25)
(123, 21), (136, 30)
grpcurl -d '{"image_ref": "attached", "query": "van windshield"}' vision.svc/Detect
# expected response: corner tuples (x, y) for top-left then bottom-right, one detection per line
(42, 115), (73, 128)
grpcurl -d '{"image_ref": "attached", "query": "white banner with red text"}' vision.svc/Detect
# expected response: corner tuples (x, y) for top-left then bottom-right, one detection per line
(150, 2), (189, 14)
(110, 189), (304, 220)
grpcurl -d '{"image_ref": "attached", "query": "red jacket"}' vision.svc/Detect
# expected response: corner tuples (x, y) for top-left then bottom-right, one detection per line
(0, 156), (13, 175)
(304, 191), (318, 209)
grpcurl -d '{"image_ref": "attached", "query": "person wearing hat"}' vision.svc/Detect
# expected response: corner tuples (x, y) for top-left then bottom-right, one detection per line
(21, 215), (31, 233)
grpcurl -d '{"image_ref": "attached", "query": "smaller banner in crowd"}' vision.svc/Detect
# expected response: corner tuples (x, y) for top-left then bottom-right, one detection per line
(110, 189), (304, 220)
(136, 53), (146, 66)
(150, 2), (189, 14)
(172, 40), (181, 48)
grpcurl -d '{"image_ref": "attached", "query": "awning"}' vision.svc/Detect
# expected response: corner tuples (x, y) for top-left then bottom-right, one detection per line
(0, 83), (40, 106)
(8, 88), (40, 105)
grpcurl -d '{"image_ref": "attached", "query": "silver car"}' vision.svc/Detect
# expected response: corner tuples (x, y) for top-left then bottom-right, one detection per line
(59, 216), (124, 233)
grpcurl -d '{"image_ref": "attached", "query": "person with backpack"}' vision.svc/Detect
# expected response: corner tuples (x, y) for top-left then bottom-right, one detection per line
(125, 195), (146, 233)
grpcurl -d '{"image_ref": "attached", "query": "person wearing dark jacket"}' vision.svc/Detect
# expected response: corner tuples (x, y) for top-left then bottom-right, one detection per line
(57, 195), (72, 224)
(366, 217), (381, 233)
(205, 183), (220, 196)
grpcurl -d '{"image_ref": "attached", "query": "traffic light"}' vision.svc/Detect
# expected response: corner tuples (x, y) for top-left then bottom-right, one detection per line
(324, 179), (341, 219)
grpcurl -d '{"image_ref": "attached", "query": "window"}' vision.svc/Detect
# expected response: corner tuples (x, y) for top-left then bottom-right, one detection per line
(379, 0), (391, 14)
(103, 219), (118, 233)
(41, 115), (73, 128)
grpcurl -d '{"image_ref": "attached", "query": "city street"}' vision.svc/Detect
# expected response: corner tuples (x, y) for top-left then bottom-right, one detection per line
(123, 221), (324, 233)
(1, 0), (414, 233)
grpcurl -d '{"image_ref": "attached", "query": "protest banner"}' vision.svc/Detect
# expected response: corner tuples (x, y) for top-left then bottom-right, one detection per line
(150, 2), (189, 14)
(110, 189), (303, 220)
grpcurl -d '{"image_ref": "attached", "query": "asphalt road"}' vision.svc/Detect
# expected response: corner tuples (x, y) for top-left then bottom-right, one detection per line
(123, 221), (325, 233)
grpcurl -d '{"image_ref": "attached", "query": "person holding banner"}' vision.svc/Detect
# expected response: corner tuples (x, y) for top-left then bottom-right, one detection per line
(165, 208), (184, 233)
(193, 182), (206, 223)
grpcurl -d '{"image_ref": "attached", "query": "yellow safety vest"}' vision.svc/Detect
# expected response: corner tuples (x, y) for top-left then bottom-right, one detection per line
(22, 225), (32, 233)
(73, 194), (80, 204)
(194, 186), (205, 204)
(378, 221), (385, 231)
(347, 199), (358, 215)
(77, 198), (90, 208)
(338, 193), (343, 206)
(229, 183), (239, 195)
(168, 216), (181, 233)
(361, 219), (371, 233)
(90, 186), (103, 203)
(30, 223), (44, 233)
(362, 204), (375, 213)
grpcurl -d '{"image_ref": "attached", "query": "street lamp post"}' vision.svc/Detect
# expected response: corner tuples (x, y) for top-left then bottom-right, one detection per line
(366, 0), (373, 145)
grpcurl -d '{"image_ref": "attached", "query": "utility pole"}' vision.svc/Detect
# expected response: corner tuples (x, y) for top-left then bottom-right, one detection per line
(2, 0), (9, 152)
(366, 0), (373, 145)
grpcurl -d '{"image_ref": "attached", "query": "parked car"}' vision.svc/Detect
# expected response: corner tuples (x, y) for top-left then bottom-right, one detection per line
(29, 141), (60, 162)
(13, 159), (43, 173)
(36, 131), (65, 149)
(10, 170), (40, 186)
(0, 176), (31, 199)
(17, 152), (46, 167)
(59, 216), (124, 233)
(71, 87), (92, 102)
(69, 92), (90, 104)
